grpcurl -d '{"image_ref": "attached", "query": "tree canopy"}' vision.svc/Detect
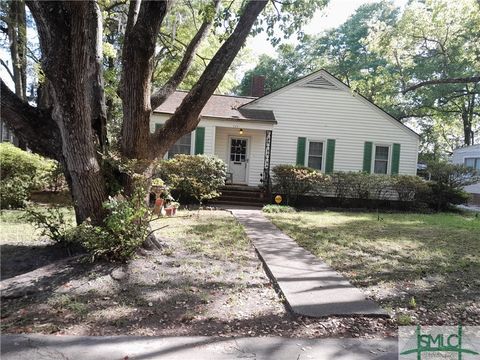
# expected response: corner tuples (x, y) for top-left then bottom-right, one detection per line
(237, 0), (480, 158)
(0, 0), (328, 223)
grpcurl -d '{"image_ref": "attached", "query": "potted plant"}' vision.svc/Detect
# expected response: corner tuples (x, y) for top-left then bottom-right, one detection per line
(165, 201), (180, 216)
(151, 178), (165, 194)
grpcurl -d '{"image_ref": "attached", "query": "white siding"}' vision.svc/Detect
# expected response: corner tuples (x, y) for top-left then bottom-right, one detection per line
(150, 114), (270, 186)
(452, 145), (480, 194)
(245, 84), (419, 175)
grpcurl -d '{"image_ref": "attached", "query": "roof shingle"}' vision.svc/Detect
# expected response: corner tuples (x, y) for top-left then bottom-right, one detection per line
(153, 91), (276, 122)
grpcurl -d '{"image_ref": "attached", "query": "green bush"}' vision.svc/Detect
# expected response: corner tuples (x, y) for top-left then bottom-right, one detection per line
(75, 183), (152, 262)
(271, 165), (328, 205)
(0, 143), (59, 208)
(23, 206), (76, 246)
(157, 154), (227, 205)
(425, 161), (479, 210)
(329, 172), (390, 200)
(262, 204), (296, 213)
(391, 175), (429, 202)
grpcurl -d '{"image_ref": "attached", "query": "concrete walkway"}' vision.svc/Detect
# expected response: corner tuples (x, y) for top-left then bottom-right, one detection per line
(1, 335), (397, 360)
(230, 209), (386, 318)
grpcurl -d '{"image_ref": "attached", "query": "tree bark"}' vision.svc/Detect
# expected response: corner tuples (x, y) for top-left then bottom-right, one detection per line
(151, 0), (268, 158)
(1, 80), (61, 160)
(7, 0), (27, 100)
(119, 0), (171, 163)
(150, 0), (220, 110)
(26, 1), (108, 224)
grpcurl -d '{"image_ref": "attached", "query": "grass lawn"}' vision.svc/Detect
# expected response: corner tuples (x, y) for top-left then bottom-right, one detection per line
(267, 210), (480, 326)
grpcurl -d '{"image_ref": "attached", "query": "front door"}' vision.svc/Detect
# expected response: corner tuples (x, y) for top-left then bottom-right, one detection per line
(229, 137), (249, 184)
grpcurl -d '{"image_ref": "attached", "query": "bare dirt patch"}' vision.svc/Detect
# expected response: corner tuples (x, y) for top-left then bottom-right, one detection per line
(1, 209), (396, 338)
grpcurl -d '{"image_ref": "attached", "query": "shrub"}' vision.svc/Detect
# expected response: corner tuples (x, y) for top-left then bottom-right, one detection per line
(271, 165), (327, 205)
(329, 172), (390, 201)
(391, 175), (429, 202)
(262, 204), (296, 213)
(22, 206), (76, 246)
(75, 182), (152, 262)
(0, 143), (61, 208)
(157, 154), (227, 205)
(425, 161), (479, 210)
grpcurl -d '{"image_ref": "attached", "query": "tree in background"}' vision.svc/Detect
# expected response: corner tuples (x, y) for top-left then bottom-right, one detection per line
(1, 0), (327, 224)
(237, 0), (480, 157)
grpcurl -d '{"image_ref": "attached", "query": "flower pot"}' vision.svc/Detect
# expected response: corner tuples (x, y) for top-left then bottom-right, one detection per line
(153, 198), (164, 215)
(165, 207), (176, 217)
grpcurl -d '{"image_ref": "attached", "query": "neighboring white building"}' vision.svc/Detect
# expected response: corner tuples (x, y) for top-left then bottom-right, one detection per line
(452, 144), (480, 204)
(151, 69), (420, 187)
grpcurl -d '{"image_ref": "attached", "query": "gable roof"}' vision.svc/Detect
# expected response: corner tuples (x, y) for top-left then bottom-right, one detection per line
(154, 91), (276, 123)
(241, 69), (420, 139)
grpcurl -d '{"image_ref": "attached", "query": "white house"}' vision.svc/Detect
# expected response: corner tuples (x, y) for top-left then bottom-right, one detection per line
(451, 144), (480, 205)
(151, 69), (420, 187)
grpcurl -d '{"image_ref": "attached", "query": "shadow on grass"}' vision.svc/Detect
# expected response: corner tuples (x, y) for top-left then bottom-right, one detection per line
(0, 243), (73, 280)
(269, 214), (479, 308)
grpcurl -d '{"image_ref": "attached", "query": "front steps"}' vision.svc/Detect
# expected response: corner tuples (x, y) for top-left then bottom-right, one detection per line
(211, 185), (267, 207)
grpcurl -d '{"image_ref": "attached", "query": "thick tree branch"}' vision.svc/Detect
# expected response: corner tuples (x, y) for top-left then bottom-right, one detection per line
(0, 59), (14, 81)
(151, 0), (220, 110)
(151, 0), (268, 158)
(120, 0), (172, 160)
(1, 79), (61, 160)
(403, 76), (480, 94)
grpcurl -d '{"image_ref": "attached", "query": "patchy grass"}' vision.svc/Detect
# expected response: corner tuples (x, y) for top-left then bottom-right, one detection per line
(0, 206), (75, 279)
(267, 210), (480, 325)
(155, 211), (250, 262)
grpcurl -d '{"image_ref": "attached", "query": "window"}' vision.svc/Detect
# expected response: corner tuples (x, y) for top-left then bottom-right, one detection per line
(307, 141), (323, 170)
(374, 145), (389, 174)
(465, 157), (480, 170)
(168, 133), (192, 159)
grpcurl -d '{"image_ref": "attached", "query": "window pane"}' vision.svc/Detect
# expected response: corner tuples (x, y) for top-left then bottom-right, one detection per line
(374, 160), (388, 174)
(375, 146), (389, 160)
(168, 133), (191, 158)
(465, 158), (475, 168)
(476, 159), (480, 170)
(308, 156), (322, 170)
(309, 142), (323, 156)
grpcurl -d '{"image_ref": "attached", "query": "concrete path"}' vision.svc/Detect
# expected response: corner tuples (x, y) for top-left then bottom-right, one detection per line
(1, 335), (397, 360)
(230, 209), (387, 318)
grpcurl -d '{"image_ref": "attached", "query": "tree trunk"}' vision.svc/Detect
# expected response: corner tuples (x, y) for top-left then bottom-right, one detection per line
(27, 1), (108, 224)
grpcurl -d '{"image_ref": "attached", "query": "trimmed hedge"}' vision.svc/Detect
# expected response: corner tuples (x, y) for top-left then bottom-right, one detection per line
(270, 162), (478, 211)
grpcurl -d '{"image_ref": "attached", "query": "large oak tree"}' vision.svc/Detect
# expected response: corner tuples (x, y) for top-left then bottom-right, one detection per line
(1, 0), (325, 224)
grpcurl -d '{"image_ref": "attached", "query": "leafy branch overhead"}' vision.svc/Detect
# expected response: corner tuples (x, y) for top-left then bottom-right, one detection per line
(0, 0), (328, 224)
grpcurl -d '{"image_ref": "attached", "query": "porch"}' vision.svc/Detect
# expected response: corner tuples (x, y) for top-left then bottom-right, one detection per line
(211, 126), (272, 187)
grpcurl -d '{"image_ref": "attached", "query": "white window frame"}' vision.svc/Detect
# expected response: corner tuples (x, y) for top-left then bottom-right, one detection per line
(372, 143), (392, 175)
(305, 139), (326, 171)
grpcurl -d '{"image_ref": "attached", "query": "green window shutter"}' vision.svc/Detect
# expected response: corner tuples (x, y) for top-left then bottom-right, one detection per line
(363, 141), (373, 173)
(391, 143), (401, 175)
(155, 123), (163, 132)
(296, 137), (306, 166)
(194, 127), (205, 154)
(325, 139), (336, 174)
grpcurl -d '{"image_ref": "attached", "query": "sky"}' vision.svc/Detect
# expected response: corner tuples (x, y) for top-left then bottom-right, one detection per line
(247, 0), (409, 58)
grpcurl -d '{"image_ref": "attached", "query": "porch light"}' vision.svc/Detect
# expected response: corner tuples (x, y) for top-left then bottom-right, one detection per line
(239, 128), (244, 135)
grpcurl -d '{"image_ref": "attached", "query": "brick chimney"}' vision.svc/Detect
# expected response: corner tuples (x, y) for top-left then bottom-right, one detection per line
(250, 75), (265, 97)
